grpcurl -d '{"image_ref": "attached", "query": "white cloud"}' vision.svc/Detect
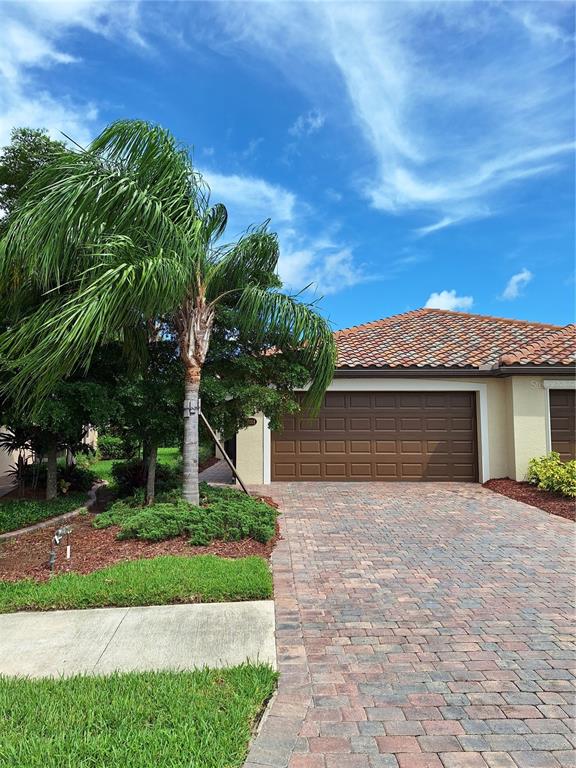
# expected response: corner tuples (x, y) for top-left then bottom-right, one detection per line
(425, 290), (474, 311)
(289, 109), (325, 138)
(201, 168), (365, 294)
(211, 1), (575, 229)
(501, 268), (533, 300)
(0, 0), (143, 146)
(278, 238), (367, 296)
(201, 170), (296, 231)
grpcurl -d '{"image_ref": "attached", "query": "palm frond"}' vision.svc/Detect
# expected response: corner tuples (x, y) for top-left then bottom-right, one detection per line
(205, 225), (280, 303)
(0, 250), (190, 409)
(237, 286), (336, 411)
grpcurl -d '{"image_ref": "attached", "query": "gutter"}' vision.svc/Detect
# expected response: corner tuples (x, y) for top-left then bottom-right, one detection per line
(333, 365), (576, 379)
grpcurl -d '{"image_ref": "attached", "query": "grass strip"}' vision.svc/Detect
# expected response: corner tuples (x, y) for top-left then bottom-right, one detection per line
(0, 554), (272, 613)
(0, 493), (87, 535)
(0, 664), (277, 768)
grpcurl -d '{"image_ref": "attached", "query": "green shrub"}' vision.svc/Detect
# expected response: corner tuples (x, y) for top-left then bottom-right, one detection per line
(111, 459), (181, 497)
(0, 493), (87, 535)
(60, 464), (98, 492)
(527, 452), (576, 498)
(97, 435), (125, 460)
(94, 482), (277, 545)
(20, 462), (97, 493)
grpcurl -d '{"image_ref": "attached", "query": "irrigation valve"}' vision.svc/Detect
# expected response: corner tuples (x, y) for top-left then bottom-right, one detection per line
(49, 525), (72, 572)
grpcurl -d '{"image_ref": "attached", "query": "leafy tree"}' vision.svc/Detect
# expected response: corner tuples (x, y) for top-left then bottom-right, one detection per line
(0, 128), (65, 236)
(94, 339), (183, 504)
(0, 378), (113, 499)
(0, 120), (336, 504)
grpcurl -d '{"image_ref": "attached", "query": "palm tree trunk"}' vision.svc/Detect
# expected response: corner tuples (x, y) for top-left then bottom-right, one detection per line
(182, 368), (201, 505)
(46, 444), (58, 500)
(145, 442), (157, 506)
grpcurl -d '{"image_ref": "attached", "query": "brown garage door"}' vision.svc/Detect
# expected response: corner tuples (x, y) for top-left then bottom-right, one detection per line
(272, 391), (478, 481)
(550, 390), (576, 461)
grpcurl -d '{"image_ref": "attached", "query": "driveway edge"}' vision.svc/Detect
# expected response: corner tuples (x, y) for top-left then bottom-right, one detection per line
(245, 506), (310, 768)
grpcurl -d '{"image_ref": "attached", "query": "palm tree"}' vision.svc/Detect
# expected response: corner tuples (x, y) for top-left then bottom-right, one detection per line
(0, 120), (336, 504)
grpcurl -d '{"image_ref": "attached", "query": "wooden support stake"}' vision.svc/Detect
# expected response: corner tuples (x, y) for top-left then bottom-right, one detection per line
(199, 410), (250, 495)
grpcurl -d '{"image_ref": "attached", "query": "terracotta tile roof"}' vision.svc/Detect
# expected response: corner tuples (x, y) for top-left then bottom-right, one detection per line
(334, 308), (573, 370)
(499, 324), (576, 366)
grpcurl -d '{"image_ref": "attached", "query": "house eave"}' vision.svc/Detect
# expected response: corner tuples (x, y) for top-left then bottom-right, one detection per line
(334, 365), (576, 379)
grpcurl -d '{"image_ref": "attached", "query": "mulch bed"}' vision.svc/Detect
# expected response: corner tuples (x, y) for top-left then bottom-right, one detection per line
(483, 478), (575, 522)
(0, 495), (280, 582)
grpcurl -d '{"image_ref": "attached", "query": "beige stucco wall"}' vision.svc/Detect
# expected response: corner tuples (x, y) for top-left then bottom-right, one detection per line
(236, 375), (571, 484)
(236, 414), (266, 485)
(508, 376), (550, 481)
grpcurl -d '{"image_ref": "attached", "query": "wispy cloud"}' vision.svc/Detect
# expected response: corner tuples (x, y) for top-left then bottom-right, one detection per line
(425, 290), (474, 311)
(201, 170), (296, 232)
(200, 168), (366, 295)
(212, 1), (574, 231)
(501, 268), (533, 300)
(289, 109), (325, 138)
(0, 0), (144, 145)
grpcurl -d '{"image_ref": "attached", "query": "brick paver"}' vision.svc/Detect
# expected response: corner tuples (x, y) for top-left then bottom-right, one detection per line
(244, 483), (575, 768)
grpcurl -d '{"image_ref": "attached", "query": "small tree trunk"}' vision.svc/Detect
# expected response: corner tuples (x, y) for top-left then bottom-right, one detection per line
(182, 369), (201, 505)
(46, 444), (58, 500)
(145, 442), (157, 506)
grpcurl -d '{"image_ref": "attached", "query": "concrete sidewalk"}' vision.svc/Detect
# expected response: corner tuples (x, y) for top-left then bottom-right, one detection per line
(0, 600), (276, 678)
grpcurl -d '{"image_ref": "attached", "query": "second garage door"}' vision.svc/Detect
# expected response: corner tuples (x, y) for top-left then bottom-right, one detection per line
(272, 391), (478, 481)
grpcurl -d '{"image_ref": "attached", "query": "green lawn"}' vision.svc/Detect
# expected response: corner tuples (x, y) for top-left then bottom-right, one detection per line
(91, 446), (179, 485)
(92, 445), (213, 485)
(0, 493), (87, 535)
(0, 664), (277, 768)
(0, 555), (272, 613)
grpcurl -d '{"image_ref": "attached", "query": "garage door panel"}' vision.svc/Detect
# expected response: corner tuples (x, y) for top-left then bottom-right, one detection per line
(400, 417), (423, 431)
(324, 392), (346, 408)
(402, 462), (424, 477)
(427, 440), (449, 454)
(324, 440), (346, 454)
(349, 393), (372, 408)
(275, 463), (297, 479)
(300, 440), (321, 454)
(375, 440), (397, 453)
(275, 440), (296, 454)
(299, 417), (320, 431)
(375, 463), (398, 478)
(325, 463), (347, 478)
(349, 463), (373, 477)
(426, 417), (449, 431)
(374, 393), (397, 408)
(349, 416), (371, 431)
(401, 440), (422, 454)
(272, 391), (478, 481)
(375, 417), (397, 431)
(300, 463), (322, 478)
(550, 390), (576, 461)
(324, 417), (346, 431)
(350, 440), (371, 453)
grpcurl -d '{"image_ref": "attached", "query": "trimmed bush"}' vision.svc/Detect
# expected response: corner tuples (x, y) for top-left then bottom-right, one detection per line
(111, 459), (181, 497)
(97, 435), (124, 460)
(94, 482), (277, 545)
(527, 452), (576, 499)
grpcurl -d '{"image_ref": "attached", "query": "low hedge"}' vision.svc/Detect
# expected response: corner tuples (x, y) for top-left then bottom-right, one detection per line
(527, 452), (576, 498)
(94, 483), (277, 546)
(0, 493), (87, 535)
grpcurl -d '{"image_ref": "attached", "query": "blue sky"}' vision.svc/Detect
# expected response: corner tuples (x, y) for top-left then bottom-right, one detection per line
(1, 0), (574, 330)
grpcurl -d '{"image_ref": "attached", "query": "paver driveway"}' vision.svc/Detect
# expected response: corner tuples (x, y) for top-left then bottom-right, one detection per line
(245, 482), (575, 768)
